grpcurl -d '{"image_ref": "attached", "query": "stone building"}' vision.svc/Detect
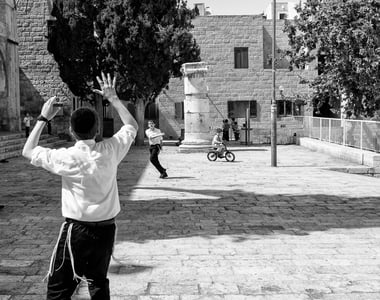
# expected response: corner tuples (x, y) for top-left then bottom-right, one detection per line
(0, 0), (20, 132)
(157, 14), (316, 144)
(15, 0), (126, 137)
(16, 0), (72, 135)
(12, 2), (316, 144)
(264, 1), (299, 20)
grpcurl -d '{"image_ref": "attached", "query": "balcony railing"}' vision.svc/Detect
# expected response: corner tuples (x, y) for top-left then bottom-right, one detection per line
(303, 116), (380, 153)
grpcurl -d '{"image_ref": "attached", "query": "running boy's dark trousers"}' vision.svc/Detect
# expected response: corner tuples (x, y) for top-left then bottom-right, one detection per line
(149, 144), (165, 174)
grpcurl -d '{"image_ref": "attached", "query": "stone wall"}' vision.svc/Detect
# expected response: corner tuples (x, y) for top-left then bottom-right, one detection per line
(0, 0), (20, 132)
(160, 15), (316, 143)
(16, 0), (71, 135)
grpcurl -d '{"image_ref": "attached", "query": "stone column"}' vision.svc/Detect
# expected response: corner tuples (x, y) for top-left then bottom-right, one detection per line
(0, 0), (20, 132)
(179, 62), (211, 153)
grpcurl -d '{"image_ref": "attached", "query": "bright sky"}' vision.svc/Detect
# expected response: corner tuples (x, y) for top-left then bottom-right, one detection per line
(186, 0), (300, 15)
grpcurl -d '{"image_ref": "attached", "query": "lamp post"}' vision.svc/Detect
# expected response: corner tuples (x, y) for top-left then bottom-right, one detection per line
(271, 0), (277, 167)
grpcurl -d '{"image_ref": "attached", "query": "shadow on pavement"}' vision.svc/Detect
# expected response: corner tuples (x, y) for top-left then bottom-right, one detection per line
(163, 176), (196, 180)
(108, 263), (152, 275)
(228, 148), (268, 152)
(115, 186), (380, 243)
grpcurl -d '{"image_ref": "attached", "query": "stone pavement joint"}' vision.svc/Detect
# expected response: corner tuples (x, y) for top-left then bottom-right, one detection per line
(0, 144), (380, 299)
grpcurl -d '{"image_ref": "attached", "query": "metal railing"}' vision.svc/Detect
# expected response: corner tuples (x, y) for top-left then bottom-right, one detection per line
(303, 116), (380, 153)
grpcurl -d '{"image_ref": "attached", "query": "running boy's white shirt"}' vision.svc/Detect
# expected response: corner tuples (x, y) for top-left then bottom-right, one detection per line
(29, 124), (137, 222)
(145, 127), (163, 145)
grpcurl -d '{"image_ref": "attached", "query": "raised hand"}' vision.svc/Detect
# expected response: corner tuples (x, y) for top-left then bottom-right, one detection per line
(93, 72), (118, 102)
(40, 96), (63, 120)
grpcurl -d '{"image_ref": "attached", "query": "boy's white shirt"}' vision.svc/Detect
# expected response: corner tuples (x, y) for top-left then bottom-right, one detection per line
(24, 116), (33, 126)
(145, 127), (163, 145)
(30, 124), (137, 222)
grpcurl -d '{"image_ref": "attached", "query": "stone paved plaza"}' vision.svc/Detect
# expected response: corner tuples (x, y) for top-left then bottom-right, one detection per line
(1, 144), (380, 299)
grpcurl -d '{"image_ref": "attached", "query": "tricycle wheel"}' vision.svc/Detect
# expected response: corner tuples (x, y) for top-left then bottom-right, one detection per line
(207, 151), (218, 161)
(225, 151), (235, 162)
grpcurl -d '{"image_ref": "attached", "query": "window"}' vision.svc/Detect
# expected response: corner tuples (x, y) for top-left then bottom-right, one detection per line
(0, 51), (7, 96)
(277, 100), (292, 116)
(234, 47), (248, 69)
(228, 100), (257, 118)
(277, 100), (303, 117)
(279, 13), (287, 19)
(145, 102), (157, 119)
(175, 101), (184, 120)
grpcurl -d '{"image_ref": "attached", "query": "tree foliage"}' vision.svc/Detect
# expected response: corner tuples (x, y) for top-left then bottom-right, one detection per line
(97, 0), (200, 101)
(48, 0), (200, 143)
(48, 0), (103, 101)
(284, 0), (380, 118)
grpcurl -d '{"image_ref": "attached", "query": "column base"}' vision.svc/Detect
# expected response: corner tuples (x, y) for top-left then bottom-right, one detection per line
(178, 141), (211, 153)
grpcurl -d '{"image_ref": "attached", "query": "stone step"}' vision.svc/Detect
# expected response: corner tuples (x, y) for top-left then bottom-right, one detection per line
(0, 132), (24, 142)
(0, 136), (62, 154)
(0, 135), (61, 148)
(0, 137), (26, 147)
(0, 139), (69, 161)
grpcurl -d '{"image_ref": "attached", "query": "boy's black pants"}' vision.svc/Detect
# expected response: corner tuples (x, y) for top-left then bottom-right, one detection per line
(46, 219), (115, 300)
(149, 144), (165, 174)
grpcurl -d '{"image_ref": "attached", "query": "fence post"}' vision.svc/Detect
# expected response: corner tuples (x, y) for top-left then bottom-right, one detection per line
(342, 119), (346, 146)
(309, 117), (312, 137)
(360, 120), (363, 150)
(319, 118), (322, 140)
(328, 118), (331, 142)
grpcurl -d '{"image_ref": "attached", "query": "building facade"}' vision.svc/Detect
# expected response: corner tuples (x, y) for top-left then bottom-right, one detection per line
(264, 1), (299, 20)
(16, 0), (72, 135)
(0, 0), (20, 132)
(13, 3), (316, 143)
(158, 14), (316, 144)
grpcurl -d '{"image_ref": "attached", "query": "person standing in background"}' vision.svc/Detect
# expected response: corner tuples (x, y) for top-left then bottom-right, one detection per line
(232, 121), (240, 141)
(23, 112), (33, 137)
(222, 119), (230, 142)
(47, 120), (52, 135)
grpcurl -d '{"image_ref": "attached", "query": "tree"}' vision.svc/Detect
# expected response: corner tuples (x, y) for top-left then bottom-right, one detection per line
(47, 0), (106, 136)
(284, 0), (380, 118)
(96, 0), (200, 144)
(47, 0), (200, 144)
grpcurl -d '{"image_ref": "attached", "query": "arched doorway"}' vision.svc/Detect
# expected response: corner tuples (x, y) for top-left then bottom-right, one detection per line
(144, 101), (158, 128)
(0, 51), (7, 97)
(0, 50), (9, 131)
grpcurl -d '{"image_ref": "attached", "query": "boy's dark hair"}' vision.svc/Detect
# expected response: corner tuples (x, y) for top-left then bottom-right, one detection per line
(70, 108), (99, 140)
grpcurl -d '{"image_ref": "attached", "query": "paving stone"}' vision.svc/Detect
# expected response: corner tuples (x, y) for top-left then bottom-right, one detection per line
(149, 283), (199, 295)
(199, 282), (239, 295)
(0, 260), (33, 268)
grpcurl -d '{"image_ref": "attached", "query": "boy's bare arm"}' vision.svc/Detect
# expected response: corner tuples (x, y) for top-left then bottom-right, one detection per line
(150, 132), (165, 138)
(22, 97), (62, 160)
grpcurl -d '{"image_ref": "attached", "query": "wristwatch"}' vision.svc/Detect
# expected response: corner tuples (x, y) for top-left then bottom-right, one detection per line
(37, 115), (49, 123)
